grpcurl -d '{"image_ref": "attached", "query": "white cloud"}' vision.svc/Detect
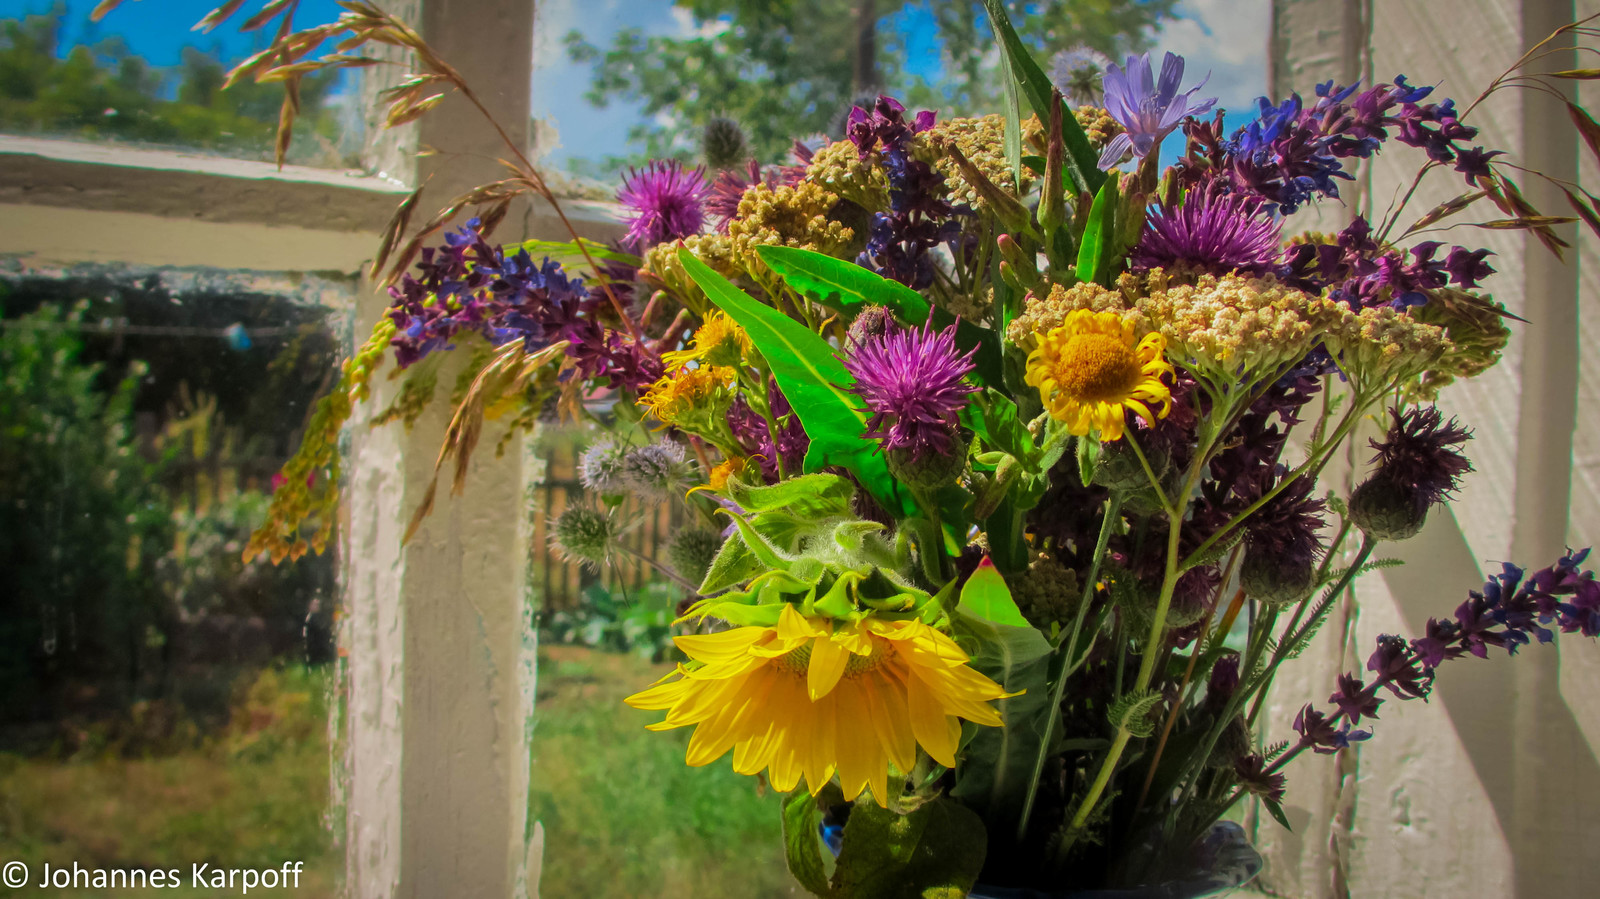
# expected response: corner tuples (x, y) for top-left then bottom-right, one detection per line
(1148, 0), (1270, 117)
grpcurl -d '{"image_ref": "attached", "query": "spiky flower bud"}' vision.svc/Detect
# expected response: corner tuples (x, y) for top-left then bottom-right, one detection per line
(887, 429), (968, 491)
(702, 116), (749, 171)
(668, 527), (725, 587)
(620, 440), (696, 500)
(846, 304), (897, 349)
(1240, 549), (1314, 605)
(550, 506), (617, 570)
(579, 438), (630, 495)
(1349, 406), (1472, 541)
(1208, 715), (1254, 769)
(1013, 551), (1081, 631)
(1091, 436), (1167, 491)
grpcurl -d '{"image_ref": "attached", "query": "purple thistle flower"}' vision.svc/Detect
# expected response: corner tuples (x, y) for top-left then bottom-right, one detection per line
(1234, 754), (1287, 802)
(617, 160), (711, 250)
(1098, 51), (1217, 170)
(1368, 406), (1473, 508)
(1131, 181), (1282, 275)
(842, 317), (977, 463)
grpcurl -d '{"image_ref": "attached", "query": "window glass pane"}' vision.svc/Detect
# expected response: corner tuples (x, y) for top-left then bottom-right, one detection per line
(0, 266), (345, 896)
(0, 0), (358, 169)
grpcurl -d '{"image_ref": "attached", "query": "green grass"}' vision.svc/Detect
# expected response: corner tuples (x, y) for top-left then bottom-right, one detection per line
(0, 651), (799, 898)
(0, 666), (338, 897)
(530, 646), (798, 899)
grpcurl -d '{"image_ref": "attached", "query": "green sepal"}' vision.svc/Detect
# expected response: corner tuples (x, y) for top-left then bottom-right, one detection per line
(829, 796), (987, 899)
(781, 789), (832, 897)
(1076, 435), (1099, 488)
(956, 556), (1030, 629)
(698, 533), (762, 594)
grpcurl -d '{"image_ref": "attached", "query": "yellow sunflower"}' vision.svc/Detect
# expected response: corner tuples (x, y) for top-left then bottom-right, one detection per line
(625, 604), (1014, 806)
(662, 311), (753, 369)
(1025, 309), (1173, 441)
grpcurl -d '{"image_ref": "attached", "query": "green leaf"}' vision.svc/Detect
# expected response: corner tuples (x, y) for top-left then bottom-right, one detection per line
(758, 246), (931, 321)
(757, 245), (1003, 389)
(959, 390), (1031, 461)
(1076, 436), (1098, 488)
(957, 556), (1029, 628)
(1076, 176), (1120, 286)
(1107, 689), (1163, 739)
(781, 789), (833, 896)
(1262, 797), (1294, 832)
(829, 797), (987, 898)
(728, 472), (857, 515)
(698, 532), (762, 594)
(510, 238), (641, 270)
(948, 607), (1054, 823)
(996, 32), (1023, 188)
(678, 248), (914, 517)
(979, 0), (1104, 195)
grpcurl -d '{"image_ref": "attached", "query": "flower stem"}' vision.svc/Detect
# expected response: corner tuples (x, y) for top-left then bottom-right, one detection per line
(1016, 491), (1123, 840)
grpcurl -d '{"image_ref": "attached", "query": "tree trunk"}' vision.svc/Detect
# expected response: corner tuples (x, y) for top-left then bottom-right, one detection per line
(854, 0), (879, 95)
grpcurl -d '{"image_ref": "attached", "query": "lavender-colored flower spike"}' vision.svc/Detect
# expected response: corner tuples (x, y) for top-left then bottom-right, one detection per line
(1099, 51), (1216, 170)
(617, 160), (711, 249)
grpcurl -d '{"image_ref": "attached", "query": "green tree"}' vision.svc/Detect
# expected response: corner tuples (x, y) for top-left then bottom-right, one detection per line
(564, 0), (1178, 164)
(0, 9), (341, 163)
(0, 303), (171, 719)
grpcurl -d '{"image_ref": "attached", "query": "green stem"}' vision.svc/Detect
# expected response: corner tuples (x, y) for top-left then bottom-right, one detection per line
(1016, 491), (1124, 840)
(1059, 463), (1195, 852)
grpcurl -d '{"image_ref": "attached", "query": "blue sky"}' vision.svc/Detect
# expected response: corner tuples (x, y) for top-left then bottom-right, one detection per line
(4, 0), (1269, 170)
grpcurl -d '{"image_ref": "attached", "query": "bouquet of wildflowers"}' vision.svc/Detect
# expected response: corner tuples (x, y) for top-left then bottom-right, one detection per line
(223, 0), (1600, 894)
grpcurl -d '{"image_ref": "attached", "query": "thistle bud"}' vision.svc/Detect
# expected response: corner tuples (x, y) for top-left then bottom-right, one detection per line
(846, 304), (897, 348)
(668, 527), (725, 587)
(550, 506), (617, 570)
(886, 428), (968, 491)
(1240, 549), (1314, 605)
(701, 116), (749, 170)
(1091, 436), (1167, 491)
(1348, 474), (1429, 541)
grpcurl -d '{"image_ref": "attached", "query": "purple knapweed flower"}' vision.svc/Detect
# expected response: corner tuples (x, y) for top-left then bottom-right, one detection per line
(1368, 405), (1474, 508)
(1098, 51), (1217, 170)
(617, 160), (711, 249)
(1131, 181), (1282, 275)
(842, 317), (977, 463)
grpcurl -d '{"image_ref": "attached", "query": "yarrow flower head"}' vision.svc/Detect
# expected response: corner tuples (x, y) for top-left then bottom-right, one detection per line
(1132, 182), (1283, 275)
(1026, 309), (1173, 441)
(1099, 51), (1216, 170)
(843, 316), (978, 464)
(618, 160), (712, 250)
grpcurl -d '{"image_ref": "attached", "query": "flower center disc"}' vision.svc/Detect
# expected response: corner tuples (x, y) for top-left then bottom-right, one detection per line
(1055, 332), (1142, 402)
(778, 639), (890, 679)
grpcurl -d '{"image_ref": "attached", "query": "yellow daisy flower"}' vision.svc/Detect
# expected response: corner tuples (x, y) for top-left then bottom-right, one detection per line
(1026, 309), (1173, 441)
(639, 364), (735, 426)
(625, 604), (1014, 806)
(662, 311), (754, 369)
